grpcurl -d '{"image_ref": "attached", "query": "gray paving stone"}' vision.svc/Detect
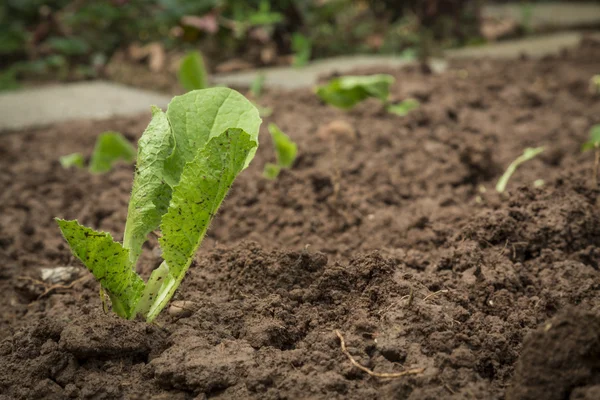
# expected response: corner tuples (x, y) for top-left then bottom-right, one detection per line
(483, 3), (600, 30)
(0, 81), (170, 131)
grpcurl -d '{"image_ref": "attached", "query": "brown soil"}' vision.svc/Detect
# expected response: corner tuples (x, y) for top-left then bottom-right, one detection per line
(1, 41), (600, 399)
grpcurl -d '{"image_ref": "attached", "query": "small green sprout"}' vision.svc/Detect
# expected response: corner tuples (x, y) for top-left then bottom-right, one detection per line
(89, 132), (136, 174)
(263, 123), (297, 179)
(387, 98), (420, 117)
(292, 33), (312, 67)
(590, 75), (600, 95)
(581, 124), (600, 186)
(496, 147), (544, 193)
(59, 132), (135, 173)
(316, 74), (395, 110)
(178, 51), (208, 91)
(56, 88), (261, 322)
(60, 153), (85, 169)
(250, 73), (266, 99)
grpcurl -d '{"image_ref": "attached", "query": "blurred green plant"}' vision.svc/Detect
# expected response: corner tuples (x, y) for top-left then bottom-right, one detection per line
(60, 131), (136, 174)
(178, 50), (208, 91)
(263, 123), (297, 179)
(581, 124), (600, 187)
(387, 98), (420, 116)
(316, 74), (394, 110)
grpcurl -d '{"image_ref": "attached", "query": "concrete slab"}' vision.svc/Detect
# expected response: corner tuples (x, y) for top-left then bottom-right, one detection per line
(0, 81), (170, 131)
(212, 56), (446, 90)
(483, 3), (600, 30)
(447, 31), (584, 59)
(213, 32), (590, 89)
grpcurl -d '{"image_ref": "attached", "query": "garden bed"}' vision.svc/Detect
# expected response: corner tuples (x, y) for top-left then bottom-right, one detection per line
(1, 41), (600, 399)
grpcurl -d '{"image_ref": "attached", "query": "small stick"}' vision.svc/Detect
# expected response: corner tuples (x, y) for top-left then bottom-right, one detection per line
(334, 330), (425, 378)
(406, 286), (414, 307)
(594, 148), (599, 188)
(422, 289), (449, 302)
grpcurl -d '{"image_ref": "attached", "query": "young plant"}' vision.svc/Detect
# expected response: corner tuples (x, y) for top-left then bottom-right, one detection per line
(496, 147), (544, 193)
(292, 33), (312, 67)
(56, 88), (261, 322)
(250, 72), (266, 99)
(60, 132), (136, 173)
(387, 98), (420, 117)
(178, 51), (208, 92)
(89, 131), (137, 173)
(316, 74), (395, 110)
(60, 153), (85, 169)
(581, 124), (600, 186)
(263, 123), (297, 179)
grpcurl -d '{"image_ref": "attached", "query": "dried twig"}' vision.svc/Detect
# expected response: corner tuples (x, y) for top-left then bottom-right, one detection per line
(334, 330), (425, 378)
(422, 289), (449, 302)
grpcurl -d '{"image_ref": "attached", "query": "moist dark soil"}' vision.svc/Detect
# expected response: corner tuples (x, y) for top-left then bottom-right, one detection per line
(1, 41), (600, 400)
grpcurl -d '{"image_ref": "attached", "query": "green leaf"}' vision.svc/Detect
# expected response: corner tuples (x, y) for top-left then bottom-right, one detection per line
(123, 107), (174, 265)
(590, 125), (600, 144)
(47, 37), (90, 56)
(60, 153), (85, 169)
(250, 73), (265, 98)
(263, 163), (281, 179)
(496, 147), (544, 193)
(89, 132), (136, 174)
(387, 98), (420, 117)
(316, 74), (395, 109)
(292, 33), (312, 67)
(147, 129), (257, 321)
(164, 88), (261, 185)
(178, 51), (208, 92)
(581, 125), (600, 152)
(55, 219), (144, 319)
(269, 123), (297, 168)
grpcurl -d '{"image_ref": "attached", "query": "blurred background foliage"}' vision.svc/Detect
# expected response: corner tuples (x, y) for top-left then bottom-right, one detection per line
(0, 0), (486, 88)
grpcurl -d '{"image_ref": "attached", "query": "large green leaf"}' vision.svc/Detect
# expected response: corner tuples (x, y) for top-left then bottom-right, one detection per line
(164, 88), (261, 185)
(316, 74), (395, 109)
(89, 131), (136, 174)
(55, 219), (144, 319)
(123, 107), (175, 264)
(145, 129), (257, 321)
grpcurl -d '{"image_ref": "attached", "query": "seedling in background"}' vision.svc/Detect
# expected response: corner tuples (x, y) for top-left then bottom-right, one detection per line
(59, 153), (85, 169)
(496, 147), (544, 193)
(250, 73), (266, 98)
(589, 75), (600, 95)
(316, 74), (395, 109)
(292, 33), (312, 67)
(60, 132), (136, 173)
(56, 88), (261, 322)
(263, 123), (297, 179)
(387, 98), (420, 117)
(178, 51), (208, 91)
(581, 124), (600, 187)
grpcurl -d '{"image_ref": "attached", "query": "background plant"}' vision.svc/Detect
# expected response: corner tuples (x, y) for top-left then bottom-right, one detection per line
(263, 123), (297, 179)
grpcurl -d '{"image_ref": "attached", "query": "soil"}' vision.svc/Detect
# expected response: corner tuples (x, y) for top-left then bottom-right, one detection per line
(1, 40), (600, 399)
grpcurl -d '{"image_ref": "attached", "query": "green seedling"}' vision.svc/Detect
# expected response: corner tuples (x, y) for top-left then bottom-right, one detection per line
(56, 88), (261, 322)
(292, 33), (312, 67)
(178, 51), (208, 91)
(60, 153), (85, 169)
(250, 73), (266, 99)
(581, 124), (600, 186)
(60, 132), (135, 173)
(589, 75), (600, 95)
(387, 98), (420, 117)
(496, 147), (544, 193)
(263, 123), (297, 179)
(316, 74), (395, 110)
(89, 132), (136, 174)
